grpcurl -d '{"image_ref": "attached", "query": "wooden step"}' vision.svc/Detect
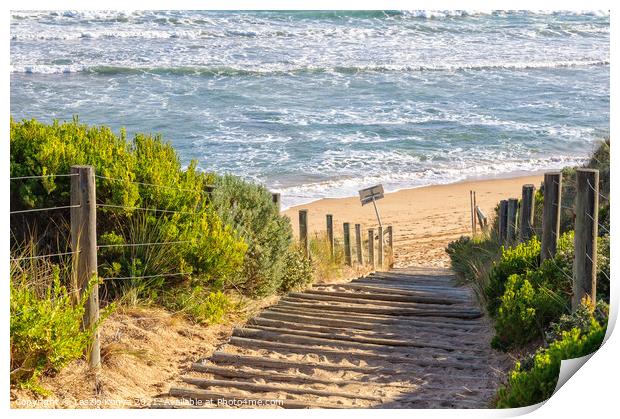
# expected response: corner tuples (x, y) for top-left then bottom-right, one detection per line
(303, 288), (466, 305)
(240, 324), (484, 353)
(276, 299), (483, 319)
(181, 377), (385, 401)
(169, 387), (345, 409)
(226, 336), (492, 371)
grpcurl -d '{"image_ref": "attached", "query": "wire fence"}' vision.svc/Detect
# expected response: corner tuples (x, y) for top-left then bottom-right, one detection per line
(9, 171), (211, 271)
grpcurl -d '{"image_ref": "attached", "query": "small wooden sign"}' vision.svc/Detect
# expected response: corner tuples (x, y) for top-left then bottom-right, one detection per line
(359, 184), (384, 206)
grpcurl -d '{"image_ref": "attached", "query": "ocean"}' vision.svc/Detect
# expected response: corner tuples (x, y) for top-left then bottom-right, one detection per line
(10, 10), (610, 208)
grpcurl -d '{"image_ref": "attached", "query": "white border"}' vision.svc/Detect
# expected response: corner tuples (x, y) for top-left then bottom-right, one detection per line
(2, 1), (616, 418)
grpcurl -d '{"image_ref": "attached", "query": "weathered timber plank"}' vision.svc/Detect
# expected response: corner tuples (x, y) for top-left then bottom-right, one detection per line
(181, 377), (384, 401)
(190, 363), (412, 388)
(205, 352), (501, 385)
(265, 306), (487, 329)
(287, 291), (468, 308)
(226, 336), (491, 371)
(232, 328), (487, 358)
(303, 288), (465, 305)
(169, 387), (345, 409)
(249, 316), (486, 342)
(275, 300), (483, 319)
(243, 323), (482, 352)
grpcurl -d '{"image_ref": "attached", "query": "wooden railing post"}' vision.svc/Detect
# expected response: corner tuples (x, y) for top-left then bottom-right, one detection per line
(519, 184), (535, 242)
(367, 228), (375, 269)
(271, 193), (281, 212)
(299, 209), (309, 257)
(573, 169), (599, 311)
(354, 223), (364, 265)
(377, 226), (384, 270)
(507, 198), (519, 244)
(343, 223), (352, 266)
(541, 172), (562, 261)
(498, 200), (508, 243)
(326, 214), (334, 260)
(70, 165), (100, 368)
(387, 225), (394, 268)
(470, 190), (475, 235)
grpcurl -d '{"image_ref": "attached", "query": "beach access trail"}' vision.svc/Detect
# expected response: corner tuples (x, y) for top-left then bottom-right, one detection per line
(165, 266), (507, 408)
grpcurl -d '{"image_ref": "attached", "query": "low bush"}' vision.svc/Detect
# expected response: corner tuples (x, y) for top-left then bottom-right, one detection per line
(209, 174), (294, 297)
(10, 259), (108, 394)
(486, 237), (541, 316)
(491, 258), (572, 350)
(279, 247), (314, 292)
(159, 286), (231, 325)
(495, 314), (606, 408)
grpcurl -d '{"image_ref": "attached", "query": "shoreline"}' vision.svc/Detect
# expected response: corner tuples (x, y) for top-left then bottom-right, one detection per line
(277, 167), (562, 210)
(283, 172), (544, 268)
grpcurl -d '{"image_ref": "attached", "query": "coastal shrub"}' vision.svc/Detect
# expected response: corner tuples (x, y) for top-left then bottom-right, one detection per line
(10, 118), (246, 293)
(486, 237), (541, 316)
(210, 174), (293, 297)
(495, 316), (606, 408)
(491, 259), (571, 350)
(279, 247), (314, 292)
(159, 286), (231, 325)
(10, 259), (107, 394)
(596, 234), (610, 302)
(546, 299), (609, 343)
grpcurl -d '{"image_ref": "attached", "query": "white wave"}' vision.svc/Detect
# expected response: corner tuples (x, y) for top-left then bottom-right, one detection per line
(275, 154), (591, 209)
(9, 58), (609, 75)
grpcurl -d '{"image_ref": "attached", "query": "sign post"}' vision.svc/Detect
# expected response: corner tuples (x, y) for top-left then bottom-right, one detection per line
(359, 184), (385, 228)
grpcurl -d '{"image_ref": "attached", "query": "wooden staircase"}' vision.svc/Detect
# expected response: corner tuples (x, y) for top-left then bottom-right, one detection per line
(162, 267), (506, 408)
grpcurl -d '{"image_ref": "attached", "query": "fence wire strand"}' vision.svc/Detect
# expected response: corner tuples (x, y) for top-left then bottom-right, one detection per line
(102, 272), (190, 281)
(10, 250), (80, 262)
(96, 203), (198, 215)
(94, 175), (213, 195)
(10, 204), (81, 215)
(10, 173), (78, 180)
(97, 240), (193, 249)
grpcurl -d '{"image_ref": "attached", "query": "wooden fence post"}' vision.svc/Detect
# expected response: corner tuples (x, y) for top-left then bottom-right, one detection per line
(354, 223), (364, 265)
(367, 228), (375, 269)
(541, 172), (562, 261)
(377, 226), (384, 270)
(299, 210), (309, 257)
(507, 198), (519, 243)
(70, 165), (100, 368)
(498, 200), (508, 243)
(473, 191), (477, 234)
(519, 184), (535, 242)
(343, 223), (352, 266)
(271, 193), (281, 212)
(387, 225), (394, 268)
(326, 214), (334, 260)
(470, 190), (475, 235)
(476, 206), (488, 231)
(573, 169), (599, 311)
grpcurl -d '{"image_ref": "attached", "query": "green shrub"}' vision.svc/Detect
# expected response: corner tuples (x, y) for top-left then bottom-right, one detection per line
(492, 260), (571, 350)
(10, 118), (247, 295)
(10, 264), (107, 394)
(597, 234), (610, 302)
(210, 174), (293, 297)
(495, 317), (606, 408)
(159, 286), (231, 325)
(486, 237), (541, 316)
(279, 247), (314, 292)
(546, 300), (609, 343)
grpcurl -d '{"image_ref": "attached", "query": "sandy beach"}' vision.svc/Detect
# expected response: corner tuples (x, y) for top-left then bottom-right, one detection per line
(284, 174), (544, 268)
